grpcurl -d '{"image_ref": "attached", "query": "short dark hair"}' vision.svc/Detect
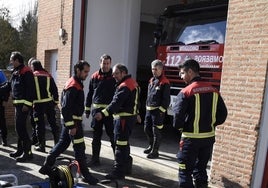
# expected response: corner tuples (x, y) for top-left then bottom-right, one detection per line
(31, 60), (43, 71)
(10, 51), (24, 64)
(179, 59), (200, 73)
(100, 54), (112, 62)
(74, 60), (90, 75)
(113, 63), (128, 74)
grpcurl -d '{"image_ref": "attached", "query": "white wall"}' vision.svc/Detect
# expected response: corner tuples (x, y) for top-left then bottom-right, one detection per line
(81, 0), (141, 128)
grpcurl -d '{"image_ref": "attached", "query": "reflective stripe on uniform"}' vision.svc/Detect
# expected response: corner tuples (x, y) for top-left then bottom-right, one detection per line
(116, 140), (128, 146)
(146, 106), (159, 110)
(72, 115), (82, 120)
(13, 99), (32, 106)
(93, 103), (108, 109)
(102, 109), (109, 117)
(85, 106), (90, 111)
(159, 106), (166, 112)
(73, 137), (84, 144)
(34, 117), (38, 122)
(193, 94), (200, 134)
(156, 124), (164, 129)
(65, 121), (74, 127)
(178, 163), (186, 170)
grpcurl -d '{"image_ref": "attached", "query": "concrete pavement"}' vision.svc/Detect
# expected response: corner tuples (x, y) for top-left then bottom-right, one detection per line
(0, 124), (181, 188)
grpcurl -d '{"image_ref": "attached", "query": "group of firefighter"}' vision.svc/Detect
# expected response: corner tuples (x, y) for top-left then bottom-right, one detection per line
(0, 51), (227, 188)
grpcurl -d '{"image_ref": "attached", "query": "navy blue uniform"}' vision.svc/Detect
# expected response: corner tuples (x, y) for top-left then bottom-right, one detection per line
(10, 65), (35, 158)
(173, 77), (227, 188)
(42, 76), (96, 182)
(144, 74), (170, 157)
(102, 75), (139, 177)
(0, 71), (10, 146)
(32, 70), (59, 150)
(85, 69), (116, 163)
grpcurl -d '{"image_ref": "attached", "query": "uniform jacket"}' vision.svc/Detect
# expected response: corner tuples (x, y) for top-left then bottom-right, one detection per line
(10, 64), (35, 107)
(173, 77), (227, 138)
(33, 70), (59, 104)
(102, 75), (139, 117)
(61, 76), (84, 129)
(85, 69), (116, 113)
(146, 74), (170, 112)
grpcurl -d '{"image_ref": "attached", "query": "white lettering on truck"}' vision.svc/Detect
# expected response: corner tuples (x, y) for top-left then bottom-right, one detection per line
(194, 55), (223, 63)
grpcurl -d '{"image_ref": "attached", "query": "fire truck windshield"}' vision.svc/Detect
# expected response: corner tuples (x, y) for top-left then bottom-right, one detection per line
(160, 17), (226, 45)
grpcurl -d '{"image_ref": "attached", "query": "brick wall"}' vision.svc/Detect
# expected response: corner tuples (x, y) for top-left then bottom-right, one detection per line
(36, 0), (74, 91)
(210, 0), (268, 187)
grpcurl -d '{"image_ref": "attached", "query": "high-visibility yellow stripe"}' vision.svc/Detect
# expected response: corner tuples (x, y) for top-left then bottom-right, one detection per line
(156, 125), (163, 129)
(72, 115), (82, 120)
(193, 94), (200, 134)
(102, 109), (109, 117)
(34, 97), (53, 103)
(182, 131), (215, 138)
(93, 103), (108, 108)
(85, 106), (90, 111)
(65, 121), (74, 126)
(116, 140), (128, 145)
(34, 76), (41, 100)
(146, 106), (159, 110)
(13, 99), (32, 106)
(211, 92), (218, 131)
(34, 117), (38, 122)
(159, 106), (166, 112)
(178, 163), (186, 170)
(46, 77), (52, 99)
(73, 137), (84, 144)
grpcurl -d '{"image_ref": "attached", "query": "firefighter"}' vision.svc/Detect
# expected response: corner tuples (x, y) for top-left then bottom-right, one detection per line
(85, 54), (116, 167)
(173, 59), (227, 188)
(30, 60), (60, 152)
(39, 60), (99, 185)
(144, 59), (170, 159)
(9, 51), (36, 162)
(0, 70), (10, 146)
(94, 63), (140, 180)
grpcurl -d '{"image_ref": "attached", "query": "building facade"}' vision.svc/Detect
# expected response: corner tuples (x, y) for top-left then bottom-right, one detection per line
(36, 0), (268, 187)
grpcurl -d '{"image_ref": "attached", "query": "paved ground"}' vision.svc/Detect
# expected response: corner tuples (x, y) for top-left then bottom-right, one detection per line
(0, 123), (182, 188)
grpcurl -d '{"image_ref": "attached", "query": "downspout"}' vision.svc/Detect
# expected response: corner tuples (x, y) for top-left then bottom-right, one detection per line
(79, 0), (86, 60)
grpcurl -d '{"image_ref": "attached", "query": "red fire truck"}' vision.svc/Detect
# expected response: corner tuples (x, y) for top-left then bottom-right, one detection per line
(153, 0), (229, 115)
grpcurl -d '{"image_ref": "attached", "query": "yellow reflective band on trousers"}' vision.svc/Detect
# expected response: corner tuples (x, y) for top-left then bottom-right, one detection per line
(34, 117), (38, 122)
(116, 140), (128, 146)
(156, 124), (163, 129)
(178, 163), (186, 170)
(13, 99), (32, 106)
(93, 103), (108, 109)
(73, 137), (84, 144)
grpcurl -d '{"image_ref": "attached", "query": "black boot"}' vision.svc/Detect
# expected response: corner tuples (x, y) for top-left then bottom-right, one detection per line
(16, 140), (33, 162)
(2, 137), (7, 146)
(144, 137), (153, 154)
(10, 139), (23, 158)
(35, 139), (46, 153)
(147, 127), (161, 159)
(144, 145), (152, 154)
